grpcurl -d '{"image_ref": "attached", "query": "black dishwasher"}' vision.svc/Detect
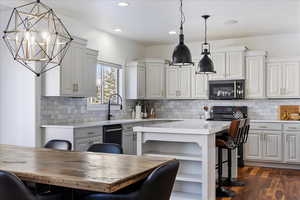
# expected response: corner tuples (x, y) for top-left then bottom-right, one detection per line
(103, 124), (123, 146)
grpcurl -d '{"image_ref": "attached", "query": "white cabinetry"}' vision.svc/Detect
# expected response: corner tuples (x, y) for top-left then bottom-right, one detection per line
(42, 37), (98, 97)
(209, 47), (246, 80)
(122, 124), (138, 155)
(267, 59), (300, 98)
(166, 66), (192, 99)
(245, 123), (282, 162)
(283, 124), (300, 163)
(43, 126), (103, 151)
(191, 64), (208, 99)
(126, 62), (146, 99)
(146, 61), (166, 99)
(245, 51), (267, 99)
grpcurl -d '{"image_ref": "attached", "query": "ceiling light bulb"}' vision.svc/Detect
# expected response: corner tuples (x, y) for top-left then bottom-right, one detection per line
(114, 28), (122, 32)
(169, 31), (177, 35)
(118, 2), (129, 7)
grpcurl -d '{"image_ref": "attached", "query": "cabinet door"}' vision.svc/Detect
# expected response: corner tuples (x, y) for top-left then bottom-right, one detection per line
(246, 56), (265, 99)
(74, 138), (92, 152)
(74, 44), (87, 97)
(284, 133), (299, 163)
(263, 131), (282, 161)
(192, 72), (208, 99)
(209, 53), (226, 80)
(245, 131), (263, 160)
(132, 132), (137, 155)
(137, 66), (146, 99)
(226, 51), (245, 80)
(146, 63), (165, 99)
(283, 62), (300, 97)
(267, 63), (282, 98)
(122, 132), (134, 155)
(166, 67), (178, 98)
(61, 44), (76, 96)
(178, 66), (192, 98)
(84, 50), (98, 97)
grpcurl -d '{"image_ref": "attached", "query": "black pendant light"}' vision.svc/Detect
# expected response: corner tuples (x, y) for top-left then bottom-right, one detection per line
(196, 15), (215, 74)
(171, 0), (194, 66)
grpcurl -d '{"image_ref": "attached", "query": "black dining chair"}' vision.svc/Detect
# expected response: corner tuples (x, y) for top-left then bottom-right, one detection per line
(44, 140), (72, 151)
(87, 143), (123, 154)
(0, 170), (62, 200)
(82, 160), (179, 200)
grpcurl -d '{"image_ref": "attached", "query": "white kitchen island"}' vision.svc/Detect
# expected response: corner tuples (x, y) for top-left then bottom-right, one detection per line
(133, 120), (234, 200)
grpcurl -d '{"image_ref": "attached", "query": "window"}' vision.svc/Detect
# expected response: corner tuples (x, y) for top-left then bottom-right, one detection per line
(89, 61), (121, 105)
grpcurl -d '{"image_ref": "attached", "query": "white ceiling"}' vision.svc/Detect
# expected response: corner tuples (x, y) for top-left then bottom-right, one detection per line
(1, 0), (300, 45)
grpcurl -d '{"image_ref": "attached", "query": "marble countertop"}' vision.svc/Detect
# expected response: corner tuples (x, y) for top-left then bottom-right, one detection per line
(251, 120), (300, 123)
(133, 120), (230, 135)
(41, 119), (180, 129)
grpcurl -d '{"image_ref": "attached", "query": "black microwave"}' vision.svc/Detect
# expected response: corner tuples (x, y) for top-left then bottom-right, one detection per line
(209, 80), (245, 100)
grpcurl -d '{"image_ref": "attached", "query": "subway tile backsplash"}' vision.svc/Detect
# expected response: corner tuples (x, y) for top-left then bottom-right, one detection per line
(41, 97), (135, 124)
(41, 97), (300, 124)
(146, 99), (300, 120)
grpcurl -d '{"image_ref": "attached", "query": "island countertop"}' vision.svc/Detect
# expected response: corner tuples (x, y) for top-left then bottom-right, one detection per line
(133, 119), (230, 135)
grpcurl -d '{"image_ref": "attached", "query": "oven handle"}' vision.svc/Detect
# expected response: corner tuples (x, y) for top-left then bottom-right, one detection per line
(105, 128), (123, 133)
(234, 81), (237, 98)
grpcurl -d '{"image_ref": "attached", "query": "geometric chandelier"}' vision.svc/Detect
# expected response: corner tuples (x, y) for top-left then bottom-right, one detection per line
(2, 0), (73, 76)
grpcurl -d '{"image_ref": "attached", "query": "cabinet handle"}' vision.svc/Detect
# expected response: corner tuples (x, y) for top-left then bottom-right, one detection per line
(259, 126), (267, 129)
(288, 127), (297, 130)
(88, 132), (96, 135)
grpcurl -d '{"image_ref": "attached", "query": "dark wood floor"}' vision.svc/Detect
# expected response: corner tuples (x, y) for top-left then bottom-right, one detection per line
(217, 166), (300, 200)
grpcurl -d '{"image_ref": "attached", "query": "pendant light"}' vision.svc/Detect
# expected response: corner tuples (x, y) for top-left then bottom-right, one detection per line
(2, 0), (73, 76)
(196, 15), (215, 74)
(171, 0), (194, 66)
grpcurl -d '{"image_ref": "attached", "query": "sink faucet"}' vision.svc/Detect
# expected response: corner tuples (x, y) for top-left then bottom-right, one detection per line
(108, 94), (123, 120)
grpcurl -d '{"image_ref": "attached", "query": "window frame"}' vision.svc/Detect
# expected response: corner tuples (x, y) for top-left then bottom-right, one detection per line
(87, 60), (123, 111)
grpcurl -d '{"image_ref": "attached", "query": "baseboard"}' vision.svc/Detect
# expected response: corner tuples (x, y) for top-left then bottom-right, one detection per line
(245, 161), (300, 170)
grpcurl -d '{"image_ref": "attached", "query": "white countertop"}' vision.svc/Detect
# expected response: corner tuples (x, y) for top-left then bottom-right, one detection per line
(251, 120), (300, 123)
(133, 120), (230, 135)
(41, 119), (180, 129)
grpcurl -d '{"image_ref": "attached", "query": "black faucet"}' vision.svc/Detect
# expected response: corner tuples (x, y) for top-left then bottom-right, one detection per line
(107, 94), (123, 120)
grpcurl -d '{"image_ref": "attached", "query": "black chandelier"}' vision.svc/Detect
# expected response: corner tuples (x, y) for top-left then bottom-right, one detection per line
(2, 0), (73, 76)
(196, 15), (215, 74)
(171, 0), (194, 66)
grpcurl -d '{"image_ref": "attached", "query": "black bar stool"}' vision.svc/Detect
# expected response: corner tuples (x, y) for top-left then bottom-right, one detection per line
(216, 119), (248, 197)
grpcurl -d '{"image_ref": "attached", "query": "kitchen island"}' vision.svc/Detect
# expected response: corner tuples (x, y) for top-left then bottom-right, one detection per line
(133, 120), (233, 200)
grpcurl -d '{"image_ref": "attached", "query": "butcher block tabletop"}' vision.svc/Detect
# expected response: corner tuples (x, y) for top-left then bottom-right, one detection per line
(0, 144), (175, 193)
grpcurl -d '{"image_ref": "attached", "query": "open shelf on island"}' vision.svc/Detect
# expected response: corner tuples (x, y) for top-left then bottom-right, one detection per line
(143, 151), (202, 161)
(176, 173), (202, 183)
(171, 191), (201, 200)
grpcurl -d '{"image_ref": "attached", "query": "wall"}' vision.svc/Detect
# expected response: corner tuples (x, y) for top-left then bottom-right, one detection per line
(0, 6), (39, 147)
(147, 99), (300, 120)
(145, 34), (300, 60)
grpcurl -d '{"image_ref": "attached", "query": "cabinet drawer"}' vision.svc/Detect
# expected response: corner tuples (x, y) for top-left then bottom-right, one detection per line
(74, 127), (102, 139)
(284, 124), (300, 131)
(251, 123), (282, 131)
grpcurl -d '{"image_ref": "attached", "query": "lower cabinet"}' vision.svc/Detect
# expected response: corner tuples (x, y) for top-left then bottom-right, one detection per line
(122, 124), (138, 155)
(74, 136), (103, 152)
(245, 127), (282, 162)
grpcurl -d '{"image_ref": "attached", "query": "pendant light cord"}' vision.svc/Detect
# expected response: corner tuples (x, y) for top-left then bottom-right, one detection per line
(204, 17), (207, 44)
(179, 0), (185, 34)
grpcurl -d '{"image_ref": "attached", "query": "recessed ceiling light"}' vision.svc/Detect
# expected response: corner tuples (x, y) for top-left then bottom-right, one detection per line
(169, 30), (177, 35)
(225, 19), (238, 25)
(114, 28), (122, 32)
(118, 2), (129, 7)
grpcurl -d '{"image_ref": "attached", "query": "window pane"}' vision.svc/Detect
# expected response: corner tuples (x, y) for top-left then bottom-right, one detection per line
(95, 64), (102, 104)
(103, 66), (118, 104)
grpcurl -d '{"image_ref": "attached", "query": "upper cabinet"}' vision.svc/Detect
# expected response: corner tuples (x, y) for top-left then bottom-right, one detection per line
(146, 60), (166, 99)
(125, 61), (146, 99)
(267, 59), (300, 98)
(42, 37), (98, 97)
(209, 47), (247, 80)
(166, 66), (192, 99)
(191, 62), (208, 99)
(245, 51), (267, 99)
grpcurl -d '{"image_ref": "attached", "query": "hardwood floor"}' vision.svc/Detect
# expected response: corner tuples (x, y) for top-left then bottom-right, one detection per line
(217, 166), (300, 200)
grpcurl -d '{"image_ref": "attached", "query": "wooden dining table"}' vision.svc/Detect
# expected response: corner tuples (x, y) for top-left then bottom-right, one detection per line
(0, 144), (175, 193)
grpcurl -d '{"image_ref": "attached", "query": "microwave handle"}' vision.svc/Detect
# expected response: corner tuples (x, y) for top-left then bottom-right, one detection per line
(234, 81), (237, 98)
